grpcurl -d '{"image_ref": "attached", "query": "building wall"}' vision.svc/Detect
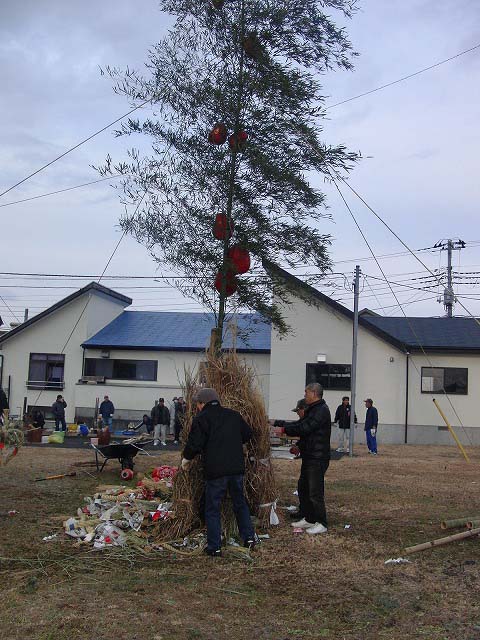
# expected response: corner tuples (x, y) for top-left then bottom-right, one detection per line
(269, 294), (479, 446)
(0, 293), (128, 421)
(77, 348), (270, 421)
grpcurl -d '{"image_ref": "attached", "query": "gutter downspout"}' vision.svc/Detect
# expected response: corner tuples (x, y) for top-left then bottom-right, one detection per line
(404, 352), (410, 444)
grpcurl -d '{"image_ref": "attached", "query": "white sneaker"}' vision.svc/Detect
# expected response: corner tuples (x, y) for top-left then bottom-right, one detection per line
(154, 440), (159, 447)
(291, 518), (314, 529)
(306, 523), (328, 535)
(161, 441), (167, 446)
(173, 440), (179, 445)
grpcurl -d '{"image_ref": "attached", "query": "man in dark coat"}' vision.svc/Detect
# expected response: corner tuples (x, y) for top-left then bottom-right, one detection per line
(51, 395), (67, 431)
(364, 398), (379, 455)
(182, 388), (255, 556)
(99, 395), (115, 430)
(0, 388), (9, 424)
(285, 383), (331, 535)
(151, 398), (170, 446)
(334, 396), (357, 452)
(174, 396), (186, 444)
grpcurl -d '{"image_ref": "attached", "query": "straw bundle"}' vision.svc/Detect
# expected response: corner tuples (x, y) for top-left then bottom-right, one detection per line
(154, 347), (277, 541)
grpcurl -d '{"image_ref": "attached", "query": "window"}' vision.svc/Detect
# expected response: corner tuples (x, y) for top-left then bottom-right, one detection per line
(421, 367), (468, 395)
(306, 363), (351, 390)
(84, 358), (157, 381)
(28, 353), (65, 389)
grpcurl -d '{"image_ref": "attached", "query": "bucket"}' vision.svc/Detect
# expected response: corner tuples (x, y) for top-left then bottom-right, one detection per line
(41, 435), (49, 444)
(48, 431), (65, 444)
(27, 427), (43, 444)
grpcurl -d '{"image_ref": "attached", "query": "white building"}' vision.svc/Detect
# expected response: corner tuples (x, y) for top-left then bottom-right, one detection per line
(266, 262), (480, 446)
(0, 282), (270, 427)
(1, 269), (478, 445)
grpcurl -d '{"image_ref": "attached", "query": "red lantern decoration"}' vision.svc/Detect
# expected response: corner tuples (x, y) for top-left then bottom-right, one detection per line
(228, 130), (248, 152)
(215, 270), (238, 297)
(208, 122), (227, 145)
(228, 245), (251, 274)
(213, 213), (234, 240)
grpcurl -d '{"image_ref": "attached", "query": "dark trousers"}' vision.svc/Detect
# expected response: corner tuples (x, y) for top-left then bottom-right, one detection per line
(174, 422), (181, 441)
(205, 474), (254, 551)
(366, 429), (377, 453)
(55, 417), (66, 431)
(298, 459), (329, 526)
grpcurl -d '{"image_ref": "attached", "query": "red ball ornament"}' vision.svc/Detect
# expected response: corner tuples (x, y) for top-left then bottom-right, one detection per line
(213, 213), (234, 240)
(215, 270), (238, 297)
(228, 245), (250, 274)
(228, 130), (248, 152)
(208, 123), (227, 145)
(120, 468), (134, 481)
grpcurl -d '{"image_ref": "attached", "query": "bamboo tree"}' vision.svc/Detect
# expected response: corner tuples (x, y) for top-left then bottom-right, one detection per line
(98, 0), (359, 348)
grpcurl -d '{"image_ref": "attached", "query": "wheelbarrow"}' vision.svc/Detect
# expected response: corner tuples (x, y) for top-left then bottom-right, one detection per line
(91, 441), (151, 472)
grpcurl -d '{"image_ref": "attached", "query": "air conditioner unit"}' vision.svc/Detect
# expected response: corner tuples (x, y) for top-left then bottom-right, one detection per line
(316, 354), (327, 363)
(79, 376), (106, 384)
(100, 350), (110, 359)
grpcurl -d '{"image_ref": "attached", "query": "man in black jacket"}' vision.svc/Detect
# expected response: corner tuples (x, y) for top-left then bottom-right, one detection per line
(334, 396), (357, 452)
(151, 398), (170, 447)
(51, 395), (67, 431)
(0, 388), (8, 424)
(182, 388), (255, 556)
(99, 395), (115, 430)
(285, 382), (331, 535)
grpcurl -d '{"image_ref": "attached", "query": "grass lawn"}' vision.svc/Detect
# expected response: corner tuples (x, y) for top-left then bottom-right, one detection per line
(1, 443), (479, 640)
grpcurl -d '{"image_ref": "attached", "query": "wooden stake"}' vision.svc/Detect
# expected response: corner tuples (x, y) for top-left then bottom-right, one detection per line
(405, 526), (480, 554)
(432, 399), (470, 463)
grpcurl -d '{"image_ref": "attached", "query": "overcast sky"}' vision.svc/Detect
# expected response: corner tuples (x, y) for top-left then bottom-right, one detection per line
(1, 0), (479, 326)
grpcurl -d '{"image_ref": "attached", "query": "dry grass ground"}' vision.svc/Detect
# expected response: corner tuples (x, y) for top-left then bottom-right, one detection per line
(1, 443), (480, 640)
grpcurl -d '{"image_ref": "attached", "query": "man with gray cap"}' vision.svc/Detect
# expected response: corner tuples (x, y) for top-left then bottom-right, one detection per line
(181, 387), (255, 557)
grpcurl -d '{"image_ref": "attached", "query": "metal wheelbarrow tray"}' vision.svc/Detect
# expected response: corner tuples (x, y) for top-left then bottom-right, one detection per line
(92, 441), (150, 472)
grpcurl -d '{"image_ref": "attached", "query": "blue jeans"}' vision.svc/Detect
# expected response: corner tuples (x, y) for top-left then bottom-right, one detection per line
(55, 417), (66, 431)
(102, 416), (113, 429)
(205, 474), (254, 551)
(366, 429), (377, 453)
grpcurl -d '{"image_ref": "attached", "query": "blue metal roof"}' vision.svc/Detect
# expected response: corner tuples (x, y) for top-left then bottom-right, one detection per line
(363, 316), (480, 351)
(82, 311), (270, 353)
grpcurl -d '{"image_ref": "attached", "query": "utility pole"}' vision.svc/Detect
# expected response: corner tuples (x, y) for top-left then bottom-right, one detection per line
(435, 238), (465, 317)
(349, 265), (360, 457)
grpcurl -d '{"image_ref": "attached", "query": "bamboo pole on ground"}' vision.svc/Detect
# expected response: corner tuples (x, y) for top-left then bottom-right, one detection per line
(405, 527), (480, 554)
(466, 519), (480, 530)
(441, 517), (480, 530)
(432, 399), (470, 463)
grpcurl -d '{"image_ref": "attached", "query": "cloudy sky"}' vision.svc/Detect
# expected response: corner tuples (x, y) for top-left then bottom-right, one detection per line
(1, 0), (479, 326)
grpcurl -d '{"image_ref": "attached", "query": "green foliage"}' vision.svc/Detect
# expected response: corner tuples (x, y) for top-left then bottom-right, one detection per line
(98, 0), (359, 336)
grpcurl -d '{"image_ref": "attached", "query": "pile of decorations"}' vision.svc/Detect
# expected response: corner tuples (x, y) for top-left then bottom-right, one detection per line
(0, 413), (23, 466)
(59, 466), (178, 550)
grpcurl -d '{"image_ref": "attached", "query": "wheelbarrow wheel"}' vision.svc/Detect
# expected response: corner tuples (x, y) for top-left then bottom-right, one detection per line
(121, 456), (134, 471)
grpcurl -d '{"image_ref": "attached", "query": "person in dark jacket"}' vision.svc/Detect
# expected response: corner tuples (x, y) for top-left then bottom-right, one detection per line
(174, 396), (186, 444)
(182, 387), (255, 556)
(0, 388), (9, 424)
(32, 409), (45, 430)
(285, 383), (331, 535)
(138, 414), (153, 434)
(151, 398), (170, 446)
(99, 396), (115, 430)
(51, 395), (67, 431)
(364, 398), (378, 454)
(334, 396), (357, 452)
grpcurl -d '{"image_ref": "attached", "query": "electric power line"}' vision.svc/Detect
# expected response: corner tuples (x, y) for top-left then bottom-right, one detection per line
(327, 42), (480, 109)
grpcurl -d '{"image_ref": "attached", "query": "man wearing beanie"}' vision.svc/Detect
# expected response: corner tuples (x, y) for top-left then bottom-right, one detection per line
(181, 387), (255, 557)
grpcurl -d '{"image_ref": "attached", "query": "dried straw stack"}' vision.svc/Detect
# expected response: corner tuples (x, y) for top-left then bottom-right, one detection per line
(154, 348), (277, 542)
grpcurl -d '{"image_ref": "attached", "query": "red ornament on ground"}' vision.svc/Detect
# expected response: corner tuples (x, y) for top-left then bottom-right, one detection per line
(214, 270), (238, 297)
(120, 468), (134, 481)
(208, 123), (227, 145)
(228, 245), (251, 274)
(213, 213), (234, 240)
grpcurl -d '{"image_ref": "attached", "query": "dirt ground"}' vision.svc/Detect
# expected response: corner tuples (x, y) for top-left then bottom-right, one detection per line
(1, 443), (480, 640)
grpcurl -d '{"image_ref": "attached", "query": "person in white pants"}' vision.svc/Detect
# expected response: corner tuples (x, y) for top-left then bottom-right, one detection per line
(151, 398), (170, 446)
